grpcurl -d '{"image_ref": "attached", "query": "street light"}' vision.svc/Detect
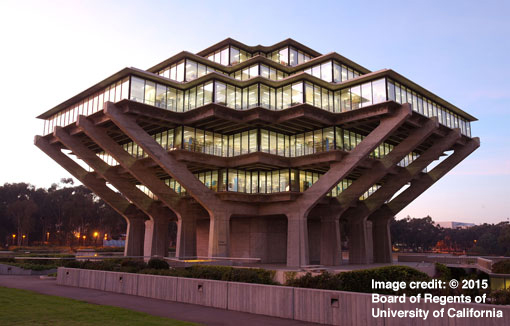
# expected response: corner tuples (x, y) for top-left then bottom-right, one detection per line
(22, 235), (26, 246)
(11, 234), (16, 245)
(93, 232), (99, 246)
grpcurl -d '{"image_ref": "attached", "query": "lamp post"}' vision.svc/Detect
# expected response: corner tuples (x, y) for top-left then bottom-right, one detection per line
(22, 235), (26, 246)
(93, 232), (99, 246)
(11, 234), (16, 246)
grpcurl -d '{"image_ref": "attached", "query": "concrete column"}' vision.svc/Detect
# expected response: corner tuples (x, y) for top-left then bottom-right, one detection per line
(208, 213), (230, 257)
(125, 217), (145, 257)
(144, 218), (169, 258)
(371, 214), (393, 263)
(348, 218), (373, 264)
(176, 216), (197, 258)
(320, 216), (341, 266)
(286, 212), (309, 267)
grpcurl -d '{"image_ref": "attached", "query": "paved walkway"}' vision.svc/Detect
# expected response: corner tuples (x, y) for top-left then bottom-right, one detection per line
(0, 275), (319, 326)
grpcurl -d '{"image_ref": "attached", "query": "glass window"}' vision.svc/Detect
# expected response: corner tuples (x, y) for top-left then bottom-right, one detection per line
(312, 65), (321, 78)
(279, 47), (289, 65)
(322, 88), (330, 111)
(387, 80), (395, 101)
(228, 169), (237, 191)
(323, 127), (334, 152)
(261, 130), (269, 153)
(249, 130), (258, 153)
(280, 170), (290, 191)
(215, 82), (226, 105)
(260, 65), (269, 79)
(155, 84), (166, 109)
(238, 171), (246, 193)
(289, 48), (298, 66)
(259, 172), (266, 193)
(241, 131), (249, 155)
(333, 62), (341, 83)
(260, 84), (270, 108)
(220, 47), (229, 66)
(321, 61), (332, 82)
(248, 85), (258, 108)
(249, 65), (258, 78)
(361, 82), (372, 107)
(270, 131), (277, 155)
(351, 85), (361, 110)
(335, 127), (343, 150)
(183, 127), (195, 151)
(235, 87), (242, 109)
(176, 90), (184, 112)
(242, 68), (250, 80)
(251, 172), (258, 193)
(291, 83), (303, 105)
(296, 133), (304, 156)
(144, 81), (156, 106)
(305, 132), (313, 155)
(304, 82), (314, 105)
(130, 76), (145, 102)
(277, 134), (285, 156)
(226, 85), (236, 108)
(176, 61), (185, 82)
(185, 60), (197, 81)
(198, 64), (206, 78)
(341, 66), (348, 82)
(272, 171), (279, 192)
(372, 79), (386, 104)
(314, 130), (323, 153)
(230, 47), (240, 65)
(283, 85), (292, 109)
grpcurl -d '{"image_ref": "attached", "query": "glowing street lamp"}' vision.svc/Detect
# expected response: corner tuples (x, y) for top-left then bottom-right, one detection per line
(22, 235), (26, 246)
(11, 234), (16, 245)
(93, 232), (99, 246)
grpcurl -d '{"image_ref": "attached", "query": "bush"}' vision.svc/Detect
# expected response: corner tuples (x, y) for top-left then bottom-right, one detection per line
(490, 289), (510, 305)
(147, 258), (169, 270)
(435, 263), (452, 281)
(140, 265), (277, 285)
(286, 266), (431, 295)
(492, 260), (510, 274)
(120, 259), (147, 273)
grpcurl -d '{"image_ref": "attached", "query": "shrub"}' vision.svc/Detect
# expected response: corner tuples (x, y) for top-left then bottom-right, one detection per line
(120, 259), (147, 273)
(490, 289), (510, 305)
(147, 258), (169, 270)
(492, 260), (510, 274)
(286, 265), (431, 295)
(435, 263), (452, 281)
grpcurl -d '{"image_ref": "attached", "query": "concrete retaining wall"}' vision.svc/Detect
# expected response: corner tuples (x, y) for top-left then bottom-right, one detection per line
(56, 267), (510, 326)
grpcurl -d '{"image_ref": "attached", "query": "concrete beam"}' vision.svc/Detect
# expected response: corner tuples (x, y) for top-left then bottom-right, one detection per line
(34, 135), (145, 256)
(285, 104), (412, 216)
(53, 127), (174, 257)
(77, 115), (183, 214)
(336, 117), (439, 208)
(386, 137), (480, 215)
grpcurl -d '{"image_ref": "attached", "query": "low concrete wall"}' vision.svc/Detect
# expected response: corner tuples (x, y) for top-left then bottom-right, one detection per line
(177, 277), (228, 309)
(56, 267), (510, 326)
(228, 282), (294, 319)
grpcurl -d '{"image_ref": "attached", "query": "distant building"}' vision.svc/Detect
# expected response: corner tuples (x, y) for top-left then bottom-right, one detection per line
(436, 221), (476, 229)
(35, 38), (479, 267)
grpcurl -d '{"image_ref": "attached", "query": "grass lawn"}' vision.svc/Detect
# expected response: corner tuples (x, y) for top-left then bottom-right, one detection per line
(0, 286), (198, 326)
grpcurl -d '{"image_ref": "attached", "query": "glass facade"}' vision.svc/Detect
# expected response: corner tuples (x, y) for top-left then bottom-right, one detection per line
(43, 74), (472, 138)
(206, 46), (252, 65)
(304, 60), (362, 83)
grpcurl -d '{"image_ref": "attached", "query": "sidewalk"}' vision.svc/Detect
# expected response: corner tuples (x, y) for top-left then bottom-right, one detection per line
(0, 275), (319, 326)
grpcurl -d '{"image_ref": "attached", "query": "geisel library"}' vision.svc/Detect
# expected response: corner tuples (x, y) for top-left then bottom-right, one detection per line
(35, 39), (479, 267)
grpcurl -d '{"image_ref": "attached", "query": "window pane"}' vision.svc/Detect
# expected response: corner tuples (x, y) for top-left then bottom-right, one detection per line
(324, 127), (334, 151)
(248, 85), (258, 108)
(291, 82), (303, 105)
(305, 82), (313, 105)
(230, 47), (240, 65)
(144, 81), (156, 106)
(241, 131), (249, 155)
(283, 85), (292, 109)
(249, 65), (258, 78)
(279, 47), (289, 65)
(289, 48), (298, 66)
(155, 84), (166, 109)
(260, 84), (270, 108)
(261, 129), (269, 153)
(204, 82), (213, 105)
(321, 61), (332, 82)
(333, 62), (341, 83)
(351, 85), (361, 110)
(260, 65), (269, 78)
(372, 79), (386, 104)
(249, 130), (257, 153)
(185, 60), (197, 81)
(361, 82), (372, 107)
(176, 61), (184, 82)
(130, 76), (145, 102)
(226, 85), (236, 108)
(215, 82), (226, 105)
(220, 47), (229, 66)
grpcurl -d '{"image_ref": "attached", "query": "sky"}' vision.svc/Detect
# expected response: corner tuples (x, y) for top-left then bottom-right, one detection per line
(0, 0), (508, 224)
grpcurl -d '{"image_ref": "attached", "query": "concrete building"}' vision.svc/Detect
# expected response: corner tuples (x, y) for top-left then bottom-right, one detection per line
(35, 39), (479, 267)
(436, 221), (476, 229)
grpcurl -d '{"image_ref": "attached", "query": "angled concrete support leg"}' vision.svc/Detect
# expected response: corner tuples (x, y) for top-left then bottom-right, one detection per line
(144, 218), (169, 258)
(287, 212), (309, 267)
(125, 217), (145, 257)
(371, 212), (393, 263)
(348, 218), (373, 264)
(320, 215), (342, 266)
(176, 216), (197, 258)
(208, 213), (230, 258)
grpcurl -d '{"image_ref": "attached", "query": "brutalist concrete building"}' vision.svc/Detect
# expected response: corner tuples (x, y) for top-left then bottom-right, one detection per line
(35, 39), (479, 267)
